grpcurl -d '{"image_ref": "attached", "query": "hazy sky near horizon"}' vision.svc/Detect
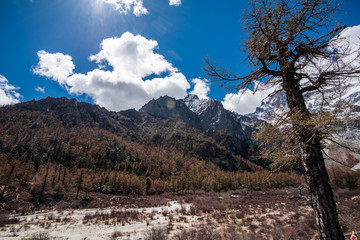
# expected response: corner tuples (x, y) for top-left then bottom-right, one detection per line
(1, 0), (360, 114)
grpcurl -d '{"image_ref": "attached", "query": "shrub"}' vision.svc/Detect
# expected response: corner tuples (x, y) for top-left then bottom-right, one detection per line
(172, 225), (221, 240)
(30, 231), (51, 240)
(144, 227), (168, 240)
(0, 212), (19, 227)
(109, 231), (122, 240)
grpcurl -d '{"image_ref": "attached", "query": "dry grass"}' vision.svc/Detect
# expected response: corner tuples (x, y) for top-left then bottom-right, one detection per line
(83, 209), (144, 225)
(193, 196), (224, 213)
(1, 188), (359, 240)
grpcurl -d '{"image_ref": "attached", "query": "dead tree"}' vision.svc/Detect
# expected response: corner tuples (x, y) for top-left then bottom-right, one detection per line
(205, 0), (360, 239)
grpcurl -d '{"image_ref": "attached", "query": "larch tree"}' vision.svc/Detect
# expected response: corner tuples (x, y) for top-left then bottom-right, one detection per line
(204, 0), (360, 239)
(0, 160), (18, 201)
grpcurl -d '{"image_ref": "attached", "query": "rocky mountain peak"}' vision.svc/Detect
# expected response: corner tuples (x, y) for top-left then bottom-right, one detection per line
(139, 95), (203, 130)
(184, 95), (247, 137)
(183, 94), (219, 116)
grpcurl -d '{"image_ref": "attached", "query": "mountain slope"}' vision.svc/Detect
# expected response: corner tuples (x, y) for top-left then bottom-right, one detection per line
(0, 97), (258, 172)
(139, 95), (202, 130)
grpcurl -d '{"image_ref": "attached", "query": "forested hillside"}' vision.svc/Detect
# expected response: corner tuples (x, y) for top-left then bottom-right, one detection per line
(0, 97), (304, 207)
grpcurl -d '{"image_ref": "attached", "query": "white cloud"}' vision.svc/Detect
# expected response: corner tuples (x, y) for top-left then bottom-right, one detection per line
(222, 90), (262, 115)
(190, 78), (210, 99)
(103, 0), (148, 16)
(169, 0), (181, 6)
(32, 50), (75, 85)
(89, 33), (176, 80)
(222, 82), (276, 115)
(34, 32), (191, 111)
(0, 75), (21, 106)
(35, 86), (45, 93)
(100, 0), (181, 16)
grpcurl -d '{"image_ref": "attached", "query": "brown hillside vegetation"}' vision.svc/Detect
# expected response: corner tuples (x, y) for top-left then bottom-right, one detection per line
(0, 97), (305, 206)
(0, 98), (300, 201)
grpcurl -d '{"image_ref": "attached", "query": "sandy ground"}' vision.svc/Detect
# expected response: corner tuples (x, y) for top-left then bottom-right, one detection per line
(0, 201), (198, 240)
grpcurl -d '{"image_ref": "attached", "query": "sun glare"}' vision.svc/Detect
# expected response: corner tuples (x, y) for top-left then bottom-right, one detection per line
(90, 0), (106, 14)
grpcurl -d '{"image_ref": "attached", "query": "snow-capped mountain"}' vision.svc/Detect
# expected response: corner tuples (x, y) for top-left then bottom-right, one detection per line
(139, 94), (261, 158)
(246, 77), (360, 123)
(184, 95), (249, 139)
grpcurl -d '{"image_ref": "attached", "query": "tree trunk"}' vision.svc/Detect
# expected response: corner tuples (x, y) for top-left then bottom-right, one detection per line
(1, 163), (16, 201)
(38, 165), (49, 204)
(301, 138), (344, 239)
(76, 170), (83, 200)
(282, 78), (344, 240)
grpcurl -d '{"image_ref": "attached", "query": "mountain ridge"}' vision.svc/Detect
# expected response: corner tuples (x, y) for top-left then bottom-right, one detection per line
(2, 89), (358, 172)
(0, 96), (259, 172)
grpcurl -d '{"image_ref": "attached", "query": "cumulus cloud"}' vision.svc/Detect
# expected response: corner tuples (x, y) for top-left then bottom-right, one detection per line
(190, 78), (210, 99)
(33, 32), (190, 111)
(0, 75), (21, 106)
(169, 0), (181, 6)
(103, 0), (148, 16)
(32, 50), (75, 85)
(222, 82), (276, 115)
(89, 33), (176, 80)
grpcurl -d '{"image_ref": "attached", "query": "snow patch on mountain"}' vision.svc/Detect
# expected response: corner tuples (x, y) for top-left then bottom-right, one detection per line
(183, 94), (213, 115)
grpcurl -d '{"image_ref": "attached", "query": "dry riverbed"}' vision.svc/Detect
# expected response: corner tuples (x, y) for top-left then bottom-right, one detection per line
(0, 188), (359, 239)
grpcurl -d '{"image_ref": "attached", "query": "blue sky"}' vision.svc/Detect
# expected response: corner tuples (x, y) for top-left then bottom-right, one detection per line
(1, 0), (360, 114)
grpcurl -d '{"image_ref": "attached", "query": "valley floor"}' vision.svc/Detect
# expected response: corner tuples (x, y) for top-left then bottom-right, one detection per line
(0, 188), (359, 239)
